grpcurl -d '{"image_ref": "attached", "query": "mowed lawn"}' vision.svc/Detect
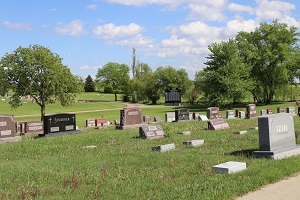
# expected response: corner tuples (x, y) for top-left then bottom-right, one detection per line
(1, 93), (300, 199)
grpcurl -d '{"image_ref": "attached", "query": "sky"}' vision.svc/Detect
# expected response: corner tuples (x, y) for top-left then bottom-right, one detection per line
(1, 0), (300, 79)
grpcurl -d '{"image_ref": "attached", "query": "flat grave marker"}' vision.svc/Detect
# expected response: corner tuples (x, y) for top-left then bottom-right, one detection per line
(139, 125), (164, 139)
(152, 143), (175, 152)
(198, 115), (209, 121)
(212, 161), (247, 174)
(208, 118), (230, 130)
(183, 140), (204, 147)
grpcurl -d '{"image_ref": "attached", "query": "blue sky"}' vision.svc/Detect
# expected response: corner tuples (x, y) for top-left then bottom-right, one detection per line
(1, 0), (300, 79)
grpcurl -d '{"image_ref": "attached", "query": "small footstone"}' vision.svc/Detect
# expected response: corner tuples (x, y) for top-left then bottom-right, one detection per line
(152, 143), (175, 152)
(212, 161), (246, 174)
(183, 140), (204, 147)
(233, 130), (247, 135)
(178, 131), (191, 135)
(0, 136), (22, 144)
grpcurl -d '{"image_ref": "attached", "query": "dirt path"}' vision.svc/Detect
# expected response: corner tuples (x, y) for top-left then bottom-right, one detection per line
(14, 102), (166, 118)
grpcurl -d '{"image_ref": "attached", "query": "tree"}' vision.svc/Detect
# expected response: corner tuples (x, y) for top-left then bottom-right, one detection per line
(0, 44), (83, 121)
(202, 39), (252, 108)
(96, 62), (130, 101)
(84, 75), (95, 92)
(236, 20), (300, 104)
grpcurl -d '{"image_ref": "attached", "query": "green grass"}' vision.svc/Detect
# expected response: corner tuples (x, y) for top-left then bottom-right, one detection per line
(1, 94), (300, 199)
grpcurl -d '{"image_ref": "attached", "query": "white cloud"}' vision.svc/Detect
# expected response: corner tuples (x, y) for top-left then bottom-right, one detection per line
(93, 23), (143, 39)
(50, 8), (58, 12)
(255, 0), (295, 20)
(228, 3), (254, 14)
(79, 65), (99, 70)
(109, 34), (155, 47)
(104, 0), (182, 7)
(2, 21), (32, 30)
(186, 1), (227, 21)
(86, 4), (98, 10)
(55, 20), (85, 36)
(223, 19), (259, 37)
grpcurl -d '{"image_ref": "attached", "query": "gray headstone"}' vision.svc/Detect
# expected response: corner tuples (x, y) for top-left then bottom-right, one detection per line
(253, 113), (300, 159)
(260, 109), (267, 115)
(277, 107), (285, 113)
(139, 125), (164, 139)
(165, 112), (175, 122)
(193, 113), (199, 120)
(86, 118), (96, 127)
(212, 161), (246, 174)
(183, 140), (204, 147)
(287, 107), (296, 115)
(152, 143), (175, 152)
(226, 110), (235, 119)
(143, 115), (151, 123)
(154, 116), (163, 122)
(198, 115), (209, 121)
(238, 111), (245, 119)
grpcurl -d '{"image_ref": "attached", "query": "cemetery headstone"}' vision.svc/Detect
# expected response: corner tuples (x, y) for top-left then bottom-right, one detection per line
(238, 111), (245, 119)
(154, 116), (163, 122)
(96, 118), (108, 128)
(0, 115), (21, 143)
(193, 112), (199, 120)
(246, 104), (257, 119)
(260, 109), (267, 115)
(165, 88), (181, 106)
(114, 119), (120, 125)
(118, 108), (143, 129)
(235, 108), (243, 117)
(143, 116), (151, 123)
(139, 125), (164, 139)
(198, 115), (209, 121)
(296, 101), (300, 106)
(277, 107), (285, 113)
(15, 121), (26, 134)
(267, 109), (273, 114)
(165, 112), (175, 122)
(152, 143), (175, 152)
(86, 118), (96, 127)
(189, 113), (193, 120)
(212, 161), (246, 174)
(183, 140), (204, 147)
(42, 113), (79, 136)
(287, 107), (296, 115)
(226, 110), (235, 119)
(24, 121), (43, 134)
(208, 118), (230, 130)
(207, 107), (220, 119)
(175, 108), (189, 122)
(253, 113), (300, 159)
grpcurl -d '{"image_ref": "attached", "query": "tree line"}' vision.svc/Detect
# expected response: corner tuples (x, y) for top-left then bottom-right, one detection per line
(1, 20), (300, 121)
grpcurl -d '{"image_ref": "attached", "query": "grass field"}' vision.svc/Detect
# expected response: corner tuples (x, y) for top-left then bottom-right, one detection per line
(1, 93), (300, 199)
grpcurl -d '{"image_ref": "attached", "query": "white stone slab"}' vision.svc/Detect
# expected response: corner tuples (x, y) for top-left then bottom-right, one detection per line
(198, 115), (209, 121)
(152, 143), (175, 152)
(212, 161), (246, 174)
(183, 140), (204, 147)
(234, 130), (247, 135)
(178, 131), (191, 135)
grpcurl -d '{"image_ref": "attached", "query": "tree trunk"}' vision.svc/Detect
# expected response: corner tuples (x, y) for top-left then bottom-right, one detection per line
(114, 93), (117, 101)
(151, 99), (157, 105)
(40, 105), (45, 121)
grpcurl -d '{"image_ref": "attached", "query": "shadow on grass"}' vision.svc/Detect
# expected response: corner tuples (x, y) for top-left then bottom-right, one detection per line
(229, 148), (258, 159)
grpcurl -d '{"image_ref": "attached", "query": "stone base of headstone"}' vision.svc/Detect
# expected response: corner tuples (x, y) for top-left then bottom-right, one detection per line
(0, 136), (22, 144)
(253, 145), (300, 160)
(183, 140), (204, 147)
(233, 130), (247, 135)
(116, 124), (144, 130)
(212, 161), (246, 174)
(152, 143), (175, 152)
(165, 102), (181, 106)
(178, 131), (191, 135)
(38, 130), (81, 137)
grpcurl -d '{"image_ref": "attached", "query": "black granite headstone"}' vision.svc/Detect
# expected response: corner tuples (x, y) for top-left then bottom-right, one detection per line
(43, 113), (76, 135)
(175, 108), (189, 122)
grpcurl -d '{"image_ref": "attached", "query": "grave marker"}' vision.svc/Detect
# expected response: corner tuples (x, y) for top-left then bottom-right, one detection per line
(226, 110), (235, 119)
(86, 118), (96, 127)
(42, 113), (78, 136)
(25, 121), (43, 134)
(246, 104), (257, 119)
(175, 108), (189, 122)
(165, 112), (175, 122)
(165, 88), (181, 106)
(154, 116), (163, 122)
(267, 109), (273, 114)
(198, 115), (209, 121)
(96, 118), (108, 128)
(118, 108), (143, 129)
(139, 125), (164, 139)
(212, 161), (246, 174)
(143, 116), (151, 123)
(277, 107), (285, 113)
(253, 113), (300, 159)
(0, 114), (21, 143)
(260, 109), (267, 115)
(208, 119), (230, 130)
(207, 107), (220, 119)
(239, 111), (245, 119)
(287, 107), (296, 115)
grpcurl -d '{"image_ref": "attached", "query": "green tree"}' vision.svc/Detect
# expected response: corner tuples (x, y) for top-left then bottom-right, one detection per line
(96, 62), (130, 101)
(236, 20), (300, 104)
(0, 44), (83, 120)
(84, 75), (95, 92)
(202, 39), (252, 108)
